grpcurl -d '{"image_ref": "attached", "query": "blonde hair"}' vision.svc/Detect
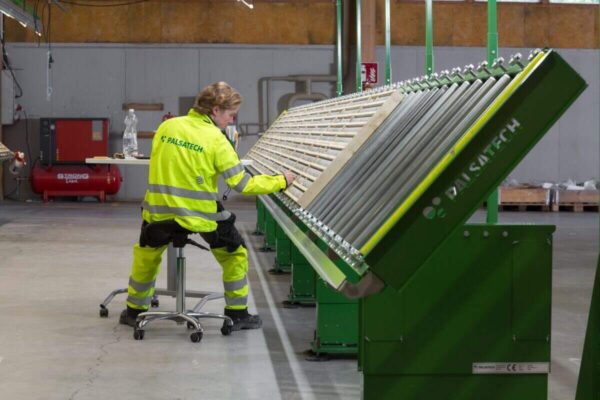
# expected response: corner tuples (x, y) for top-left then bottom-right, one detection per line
(193, 82), (242, 115)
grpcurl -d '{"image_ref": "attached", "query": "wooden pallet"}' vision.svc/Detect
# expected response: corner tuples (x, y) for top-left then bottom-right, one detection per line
(499, 204), (551, 212)
(498, 187), (551, 211)
(552, 190), (599, 212)
(552, 203), (599, 212)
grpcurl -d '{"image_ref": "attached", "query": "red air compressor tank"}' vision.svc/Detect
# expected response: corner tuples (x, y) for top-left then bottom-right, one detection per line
(31, 164), (122, 202)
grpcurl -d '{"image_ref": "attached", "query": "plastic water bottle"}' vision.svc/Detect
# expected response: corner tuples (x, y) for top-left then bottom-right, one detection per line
(123, 109), (138, 158)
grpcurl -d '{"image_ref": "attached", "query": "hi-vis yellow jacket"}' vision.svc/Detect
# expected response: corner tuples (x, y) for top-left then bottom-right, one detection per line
(142, 109), (286, 232)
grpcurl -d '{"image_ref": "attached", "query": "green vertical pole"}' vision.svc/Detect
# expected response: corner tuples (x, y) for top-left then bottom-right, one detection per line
(384, 0), (391, 85)
(487, 0), (499, 64)
(485, 0), (499, 224)
(576, 256), (600, 399)
(356, 0), (362, 92)
(336, 0), (343, 96)
(575, 131), (600, 400)
(425, 0), (433, 76)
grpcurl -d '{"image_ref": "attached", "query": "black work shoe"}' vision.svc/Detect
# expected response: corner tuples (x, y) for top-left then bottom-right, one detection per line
(223, 308), (263, 331)
(119, 307), (146, 328)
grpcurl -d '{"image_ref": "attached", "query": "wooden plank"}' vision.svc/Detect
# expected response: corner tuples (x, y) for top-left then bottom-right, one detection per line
(555, 190), (599, 205)
(138, 131), (156, 139)
(286, 89), (395, 114)
(247, 88), (401, 203)
(284, 110), (376, 122)
(286, 100), (385, 118)
(261, 135), (346, 150)
(299, 90), (404, 208)
(271, 129), (356, 137)
(554, 203), (599, 213)
(261, 141), (335, 161)
(499, 186), (550, 205)
(122, 103), (164, 111)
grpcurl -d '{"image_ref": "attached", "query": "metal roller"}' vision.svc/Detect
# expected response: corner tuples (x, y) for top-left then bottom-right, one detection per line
(245, 51), (577, 268)
(310, 87), (444, 221)
(308, 90), (426, 217)
(340, 79), (491, 242)
(339, 80), (487, 241)
(324, 82), (466, 234)
(246, 87), (403, 201)
(351, 75), (512, 247)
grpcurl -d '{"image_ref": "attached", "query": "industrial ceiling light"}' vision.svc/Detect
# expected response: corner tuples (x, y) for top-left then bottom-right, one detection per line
(237, 0), (254, 9)
(0, 0), (43, 36)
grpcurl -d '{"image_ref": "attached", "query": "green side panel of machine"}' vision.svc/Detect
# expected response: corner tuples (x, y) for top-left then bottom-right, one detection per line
(361, 224), (554, 400)
(312, 277), (358, 355)
(366, 51), (587, 291)
(576, 255), (600, 400)
(255, 196), (265, 235)
(273, 223), (292, 273)
(288, 243), (317, 304)
(262, 210), (277, 251)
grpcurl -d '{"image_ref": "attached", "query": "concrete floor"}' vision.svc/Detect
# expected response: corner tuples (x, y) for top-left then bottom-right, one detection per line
(0, 195), (597, 400)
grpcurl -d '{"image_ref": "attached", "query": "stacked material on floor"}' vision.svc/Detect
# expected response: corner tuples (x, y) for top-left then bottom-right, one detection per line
(499, 184), (552, 211)
(499, 180), (598, 212)
(248, 87), (403, 204)
(0, 141), (13, 162)
(553, 179), (599, 212)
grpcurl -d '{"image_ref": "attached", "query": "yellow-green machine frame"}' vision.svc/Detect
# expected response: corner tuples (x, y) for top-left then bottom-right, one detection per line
(249, 50), (587, 398)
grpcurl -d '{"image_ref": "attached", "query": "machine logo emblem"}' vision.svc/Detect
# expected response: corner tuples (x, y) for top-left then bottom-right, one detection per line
(422, 197), (446, 220)
(423, 118), (522, 220)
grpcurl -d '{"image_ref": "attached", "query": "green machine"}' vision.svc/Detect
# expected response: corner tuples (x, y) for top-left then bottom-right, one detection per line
(248, 49), (587, 397)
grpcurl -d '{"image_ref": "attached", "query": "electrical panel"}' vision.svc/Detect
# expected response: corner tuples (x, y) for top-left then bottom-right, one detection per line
(39, 118), (109, 165)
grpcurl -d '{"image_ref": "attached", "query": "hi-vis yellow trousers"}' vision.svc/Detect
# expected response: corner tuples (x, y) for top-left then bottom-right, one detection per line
(126, 243), (249, 311)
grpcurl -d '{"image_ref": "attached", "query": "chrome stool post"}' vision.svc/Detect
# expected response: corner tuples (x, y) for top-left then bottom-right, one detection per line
(132, 225), (234, 343)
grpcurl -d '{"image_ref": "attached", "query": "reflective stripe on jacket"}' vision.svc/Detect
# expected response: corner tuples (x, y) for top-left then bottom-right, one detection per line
(142, 109), (286, 232)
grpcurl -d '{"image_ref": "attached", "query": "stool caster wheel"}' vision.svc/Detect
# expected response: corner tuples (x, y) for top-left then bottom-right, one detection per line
(99, 308), (109, 318)
(221, 324), (233, 336)
(133, 329), (145, 340)
(190, 332), (203, 343)
(150, 298), (159, 308)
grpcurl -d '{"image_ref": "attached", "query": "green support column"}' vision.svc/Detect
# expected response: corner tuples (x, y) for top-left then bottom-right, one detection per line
(362, 225), (554, 399)
(384, 0), (391, 85)
(356, 0), (362, 92)
(286, 243), (316, 305)
(255, 197), (266, 235)
(311, 277), (358, 356)
(487, 0), (499, 64)
(576, 256), (600, 398)
(261, 209), (277, 251)
(336, 0), (343, 96)
(425, 0), (433, 76)
(485, 0), (499, 224)
(272, 223), (292, 274)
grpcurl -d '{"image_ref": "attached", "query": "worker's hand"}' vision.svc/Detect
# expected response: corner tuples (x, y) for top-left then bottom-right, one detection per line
(283, 170), (296, 188)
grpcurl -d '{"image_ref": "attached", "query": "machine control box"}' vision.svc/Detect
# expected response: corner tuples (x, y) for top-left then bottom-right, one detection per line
(40, 118), (109, 164)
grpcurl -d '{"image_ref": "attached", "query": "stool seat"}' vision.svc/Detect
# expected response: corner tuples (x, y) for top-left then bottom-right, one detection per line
(132, 220), (234, 343)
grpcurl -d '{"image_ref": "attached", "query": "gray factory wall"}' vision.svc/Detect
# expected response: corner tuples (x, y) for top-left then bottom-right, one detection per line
(2, 43), (598, 201)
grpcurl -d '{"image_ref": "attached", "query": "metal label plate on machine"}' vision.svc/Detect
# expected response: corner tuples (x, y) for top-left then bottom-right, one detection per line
(472, 362), (550, 374)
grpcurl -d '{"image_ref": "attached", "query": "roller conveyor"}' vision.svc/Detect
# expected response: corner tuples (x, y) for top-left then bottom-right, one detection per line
(247, 49), (588, 399)
(248, 49), (586, 290)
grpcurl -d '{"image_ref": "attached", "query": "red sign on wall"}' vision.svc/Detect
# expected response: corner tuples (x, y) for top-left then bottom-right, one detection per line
(361, 62), (378, 85)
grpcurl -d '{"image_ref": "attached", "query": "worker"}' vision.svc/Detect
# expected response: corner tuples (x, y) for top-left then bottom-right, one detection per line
(120, 81), (296, 331)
